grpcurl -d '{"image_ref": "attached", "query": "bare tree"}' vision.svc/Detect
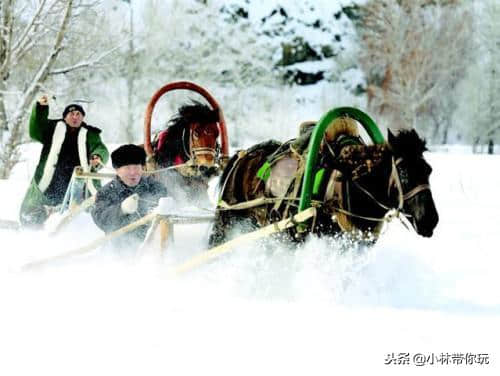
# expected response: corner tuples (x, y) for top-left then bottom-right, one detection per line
(448, 0), (500, 152)
(0, 0), (118, 178)
(468, 0), (500, 150)
(103, 0), (280, 144)
(111, 0), (137, 143)
(358, 0), (472, 138)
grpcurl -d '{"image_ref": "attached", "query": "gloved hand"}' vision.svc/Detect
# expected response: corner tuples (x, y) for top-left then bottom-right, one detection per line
(38, 95), (49, 106)
(90, 154), (103, 171)
(121, 193), (139, 214)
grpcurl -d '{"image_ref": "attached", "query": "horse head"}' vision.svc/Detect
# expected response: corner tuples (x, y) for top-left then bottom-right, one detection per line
(322, 127), (438, 238)
(158, 101), (221, 177)
(386, 129), (439, 237)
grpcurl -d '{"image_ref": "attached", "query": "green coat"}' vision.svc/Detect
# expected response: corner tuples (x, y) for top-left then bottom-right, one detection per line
(19, 102), (109, 227)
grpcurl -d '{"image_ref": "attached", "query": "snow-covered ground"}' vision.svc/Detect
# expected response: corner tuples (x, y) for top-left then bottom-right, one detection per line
(0, 146), (499, 376)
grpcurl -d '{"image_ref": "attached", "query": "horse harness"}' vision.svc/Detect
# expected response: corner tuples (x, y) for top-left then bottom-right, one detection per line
(219, 133), (431, 235)
(181, 127), (218, 165)
(332, 151), (432, 233)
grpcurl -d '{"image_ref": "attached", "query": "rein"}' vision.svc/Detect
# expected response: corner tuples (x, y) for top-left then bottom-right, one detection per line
(175, 127), (219, 177)
(389, 157), (431, 202)
(324, 156), (408, 228)
(190, 127), (217, 160)
(191, 146), (217, 159)
(181, 128), (217, 162)
(340, 156), (431, 228)
(403, 184), (431, 200)
(217, 138), (431, 234)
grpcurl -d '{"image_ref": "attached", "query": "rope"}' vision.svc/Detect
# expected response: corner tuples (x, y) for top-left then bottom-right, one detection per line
(217, 150), (246, 203)
(345, 157), (412, 218)
(403, 184), (431, 201)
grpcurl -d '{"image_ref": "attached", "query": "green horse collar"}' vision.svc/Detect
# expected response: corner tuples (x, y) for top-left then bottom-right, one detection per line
(298, 107), (384, 212)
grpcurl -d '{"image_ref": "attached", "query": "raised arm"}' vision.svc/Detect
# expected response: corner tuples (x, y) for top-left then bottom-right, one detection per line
(29, 95), (53, 143)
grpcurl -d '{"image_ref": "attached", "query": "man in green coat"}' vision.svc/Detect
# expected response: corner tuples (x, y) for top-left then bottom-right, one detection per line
(19, 95), (109, 228)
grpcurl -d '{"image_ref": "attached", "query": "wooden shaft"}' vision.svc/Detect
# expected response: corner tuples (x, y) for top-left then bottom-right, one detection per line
(170, 208), (316, 276)
(0, 219), (19, 230)
(158, 218), (171, 252)
(48, 195), (96, 236)
(23, 213), (158, 270)
(74, 170), (116, 179)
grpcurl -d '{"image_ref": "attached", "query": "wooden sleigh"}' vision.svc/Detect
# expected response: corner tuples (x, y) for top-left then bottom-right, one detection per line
(25, 107), (395, 274)
(17, 82), (229, 267)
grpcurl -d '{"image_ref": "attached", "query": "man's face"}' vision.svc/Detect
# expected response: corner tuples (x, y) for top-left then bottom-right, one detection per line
(64, 110), (84, 128)
(116, 164), (143, 187)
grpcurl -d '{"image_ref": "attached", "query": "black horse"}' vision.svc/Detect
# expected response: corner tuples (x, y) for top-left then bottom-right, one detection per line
(151, 101), (222, 205)
(209, 121), (439, 246)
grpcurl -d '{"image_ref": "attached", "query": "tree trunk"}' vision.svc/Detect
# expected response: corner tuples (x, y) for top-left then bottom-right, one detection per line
(472, 137), (480, 154)
(0, 0), (12, 139)
(488, 139), (494, 154)
(125, 1), (135, 143)
(0, 0), (73, 178)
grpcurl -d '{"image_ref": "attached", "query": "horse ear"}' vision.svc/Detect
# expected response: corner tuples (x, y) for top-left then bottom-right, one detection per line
(387, 129), (396, 146)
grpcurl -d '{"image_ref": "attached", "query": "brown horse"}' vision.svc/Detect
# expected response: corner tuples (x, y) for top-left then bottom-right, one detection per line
(208, 121), (439, 246)
(152, 101), (222, 204)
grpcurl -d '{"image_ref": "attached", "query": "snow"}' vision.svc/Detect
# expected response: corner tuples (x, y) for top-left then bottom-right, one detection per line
(2, 1), (497, 374)
(0, 139), (498, 376)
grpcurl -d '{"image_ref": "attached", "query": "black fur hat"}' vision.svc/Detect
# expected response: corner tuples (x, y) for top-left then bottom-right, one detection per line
(63, 103), (86, 118)
(111, 144), (146, 168)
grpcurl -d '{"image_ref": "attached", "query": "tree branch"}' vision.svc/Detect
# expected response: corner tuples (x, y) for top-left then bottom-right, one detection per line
(49, 42), (124, 75)
(0, 0), (14, 79)
(10, 0), (47, 55)
(9, 0), (73, 134)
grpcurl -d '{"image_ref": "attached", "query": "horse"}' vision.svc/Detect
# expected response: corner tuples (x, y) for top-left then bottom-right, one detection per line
(208, 116), (439, 247)
(151, 101), (223, 205)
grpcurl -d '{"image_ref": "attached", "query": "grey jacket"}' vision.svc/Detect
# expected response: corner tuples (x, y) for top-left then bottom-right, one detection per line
(91, 175), (168, 243)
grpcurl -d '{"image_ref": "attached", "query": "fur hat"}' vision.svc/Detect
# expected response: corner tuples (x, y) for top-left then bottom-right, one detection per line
(111, 144), (146, 169)
(63, 103), (86, 118)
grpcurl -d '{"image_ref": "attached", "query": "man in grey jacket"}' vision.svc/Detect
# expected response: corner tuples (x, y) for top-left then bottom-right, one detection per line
(91, 144), (168, 248)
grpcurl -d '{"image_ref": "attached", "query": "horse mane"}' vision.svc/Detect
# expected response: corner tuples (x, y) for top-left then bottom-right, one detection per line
(156, 100), (219, 165)
(389, 129), (427, 160)
(167, 100), (219, 134)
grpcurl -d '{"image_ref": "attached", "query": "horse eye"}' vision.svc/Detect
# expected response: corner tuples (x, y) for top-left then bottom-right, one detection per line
(193, 130), (200, 139)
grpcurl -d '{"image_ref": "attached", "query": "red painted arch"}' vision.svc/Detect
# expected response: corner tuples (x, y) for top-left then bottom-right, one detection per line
(143, 81), (229, 158)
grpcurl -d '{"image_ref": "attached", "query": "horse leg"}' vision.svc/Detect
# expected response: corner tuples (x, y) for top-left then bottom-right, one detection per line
(208, 211), (228, 247)
(208, 210), (259, 247)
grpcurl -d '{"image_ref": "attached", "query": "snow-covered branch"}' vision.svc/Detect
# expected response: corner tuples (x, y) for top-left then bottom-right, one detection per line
(0, 0), (74, 178)
(10, 0), (48, 56)
(12, 0), (73, 123)
(0, 0), (14, 79)
(358, 0), (472, 136)
(49, 43), (124, 75)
